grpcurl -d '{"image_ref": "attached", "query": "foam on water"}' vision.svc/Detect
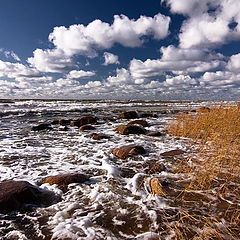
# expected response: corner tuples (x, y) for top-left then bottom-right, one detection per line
(0, 100), (205, 239)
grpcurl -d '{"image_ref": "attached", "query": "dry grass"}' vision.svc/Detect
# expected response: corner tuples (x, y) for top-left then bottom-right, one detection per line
(166, 103), (240, 239)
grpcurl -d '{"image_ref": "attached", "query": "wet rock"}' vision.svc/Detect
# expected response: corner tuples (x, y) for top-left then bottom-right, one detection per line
(89, 133), (110, 140)
(114, 124), (146, 135)
(51, 120), (59, 125)
(127, 120), (149, 127)
(44, 173), (89, 187)
(149, 178), (165, 195)
(70, 115), (98, 127)
(0, 180), (41, 213)
(196, 107), (210, 113)
(112, 144), (146, 159)
(103, 117), (117, 122)
(59, 119), (72, 126)
(119, 111), (139, 119)
(79, 124), (96, 131)
(146, 131), (164, 137)
(31, 123), (52, 131)
(160, 149), (186, 157)
(139, 113), (158, 118)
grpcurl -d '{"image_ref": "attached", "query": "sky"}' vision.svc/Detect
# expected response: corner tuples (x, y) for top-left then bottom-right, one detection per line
(0, 0), (240, 100)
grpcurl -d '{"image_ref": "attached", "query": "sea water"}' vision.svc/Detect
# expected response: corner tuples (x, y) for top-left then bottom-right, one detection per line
(0, 100), (203, 240)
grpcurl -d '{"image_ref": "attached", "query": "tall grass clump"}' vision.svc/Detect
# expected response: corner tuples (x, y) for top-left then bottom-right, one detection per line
(167, 103), (240, 239)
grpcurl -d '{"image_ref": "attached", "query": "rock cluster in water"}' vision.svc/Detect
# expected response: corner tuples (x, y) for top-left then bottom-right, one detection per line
(1, 110), (187, 213)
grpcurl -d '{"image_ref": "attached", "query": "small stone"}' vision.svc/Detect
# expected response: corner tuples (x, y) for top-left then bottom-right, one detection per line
(119, 111), (139, 119)
(114, 124), (146, 135)
(31, 123), (52, 131)
(89, 133), (110, 140)
(79, 124), (96, 131)
(146, 131), (164, 137)
(160, 149), (186, 157)
(59, 119), (72, 126)
(70, 116), (97, 127)
(127, 120), (149, 127)
(44, 173), (89, 187)
(112, 144), (146, 159)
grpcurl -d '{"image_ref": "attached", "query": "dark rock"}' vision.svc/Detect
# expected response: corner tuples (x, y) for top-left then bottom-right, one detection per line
(112, 144), (146, 159)
(31, 123), (52, 131)
(44, 173), (89, 187)
(139, 113), (158, 118)
(70, 116), (98, 127)
(127, 120), (149, 127)
(103, 117), (117, 122)
(114, 124), (146, 135)
(89, 133), (110, 140)
(146, 131), (164, 137)
(79, 124), (96, 131)
(0, 181), (41, 213)
(119, 111), (139, 119)
(59, 119), (72, 126)
(160, 149), (186, 157)
(51, 120), (59, 125)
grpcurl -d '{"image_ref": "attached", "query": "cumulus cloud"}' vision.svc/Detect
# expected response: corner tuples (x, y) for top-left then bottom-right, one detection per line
(28, 48), (75, 73)
(227, 53), (240, 73)
(103, 52), (120, 65)
(162, 0), (240, 48)
(66, 70), (95, 79)
(129, 45), (224, 81)
(107, 68), (132, 84)
(48, 13), (170, 57)
(0, 59), (50, 82)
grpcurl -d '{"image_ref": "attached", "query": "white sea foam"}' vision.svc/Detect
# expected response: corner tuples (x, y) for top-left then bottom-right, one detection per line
(0, 99), (206, 239)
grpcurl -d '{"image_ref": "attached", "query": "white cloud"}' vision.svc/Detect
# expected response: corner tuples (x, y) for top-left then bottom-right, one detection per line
(48, 13), (170, 57)
(129, 46), (223, 81)
(103, 52), (120, 66)
(0, 60), (49, 81)
(107, 68), (132, 84)
(28, 48), (74, 73)
(66, 70), (95, 79)
(4, 51), (20, 61)
(227, 53), (240, 73)
(162, 0), (240, 48)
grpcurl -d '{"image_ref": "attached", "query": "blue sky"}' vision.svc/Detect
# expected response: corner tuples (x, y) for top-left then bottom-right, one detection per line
(0, 0), (239, 100)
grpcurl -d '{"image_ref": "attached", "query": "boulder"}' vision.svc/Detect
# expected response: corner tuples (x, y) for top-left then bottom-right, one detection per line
(127, 120), (149, 127)
(0, 181), (41, 213)
(146, 131), (164, 137)
(196, 107), (210, 113)
(149, 178), (165, 196)
(160, 149), (186, 157)
(79, 124), (96, 131)
(89, 133), (110, 140)
(31, 123), (52, 131)
(44, 173), (89, 187)
(114, 124), (146, 135)
(70, 116), (98, 127)
(119, 111), (139, 119)
(112, 144), (146, 159)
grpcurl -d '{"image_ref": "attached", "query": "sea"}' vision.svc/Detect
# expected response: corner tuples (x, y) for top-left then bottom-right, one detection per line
(0, 99), (208, 240)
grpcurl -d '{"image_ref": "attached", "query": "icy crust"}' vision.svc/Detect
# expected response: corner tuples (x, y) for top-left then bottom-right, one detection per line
(0, 100), (200, 239)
